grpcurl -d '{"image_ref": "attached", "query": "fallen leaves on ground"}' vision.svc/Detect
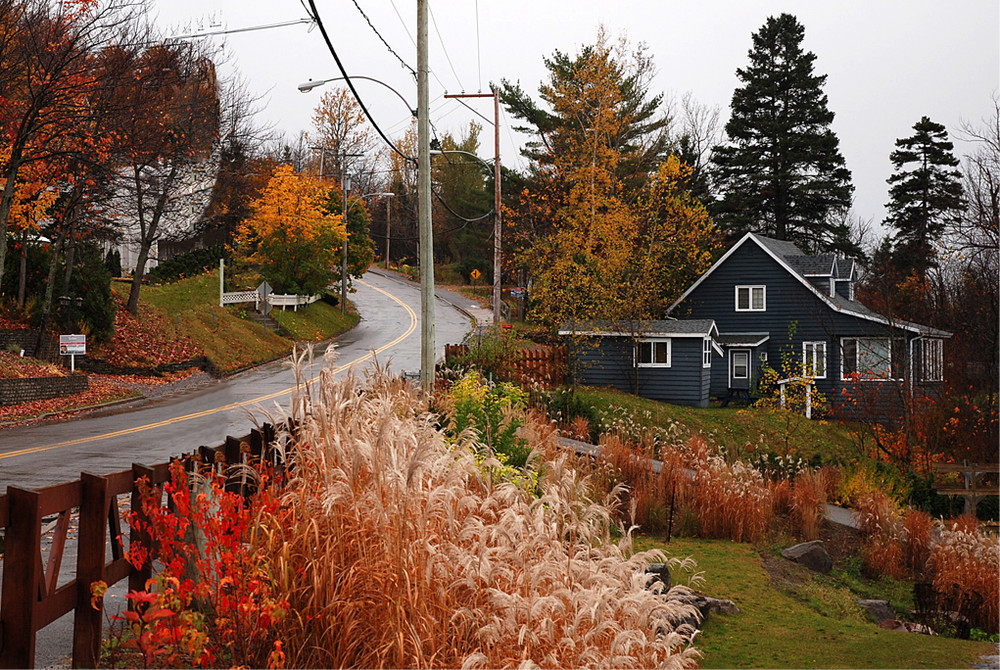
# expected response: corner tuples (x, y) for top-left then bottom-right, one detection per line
(0, 369), (196, 427)
(0, 351), (66, 378)
(91, 294), (203, 367)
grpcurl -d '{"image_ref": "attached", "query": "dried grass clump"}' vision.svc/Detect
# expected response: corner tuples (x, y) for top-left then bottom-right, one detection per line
(264, 359), (700, 669)
(855, 491), (906, 579)
(683, 439), (772, 543)
(901, 509), (934, 576)
(816, 465), (841, 501)
(791, 469), (826, 541)
(568, 414), (592, 442)
(928, 518), (1000, 632)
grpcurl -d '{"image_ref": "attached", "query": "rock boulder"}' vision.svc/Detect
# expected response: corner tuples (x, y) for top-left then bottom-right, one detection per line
(781, 540), (833, 574)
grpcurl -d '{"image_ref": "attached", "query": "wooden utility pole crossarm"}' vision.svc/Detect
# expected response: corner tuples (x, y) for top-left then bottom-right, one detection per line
(443, 90), (502, 326)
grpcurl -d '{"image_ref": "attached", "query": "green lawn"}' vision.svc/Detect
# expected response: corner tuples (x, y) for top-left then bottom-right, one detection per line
(639, 536), (994, 668)
(115, 271), (358, 373)
(574, 386), (860, 464)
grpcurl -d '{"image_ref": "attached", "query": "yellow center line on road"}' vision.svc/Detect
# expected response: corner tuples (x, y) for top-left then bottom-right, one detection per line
(0, 279), (417, 461)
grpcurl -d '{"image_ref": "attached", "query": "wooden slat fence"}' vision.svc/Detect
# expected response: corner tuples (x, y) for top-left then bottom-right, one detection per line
(0, 421), (292, 669)
(444, 343), (567, 389)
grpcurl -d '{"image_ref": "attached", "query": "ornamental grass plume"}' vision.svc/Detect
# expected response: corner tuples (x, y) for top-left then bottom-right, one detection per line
(928, 516), (999, 632)
(682, 438), (772, 543)
(855, 491), (907, 579)
(262, 353), (700, 669)
(791, 468), (826, 541)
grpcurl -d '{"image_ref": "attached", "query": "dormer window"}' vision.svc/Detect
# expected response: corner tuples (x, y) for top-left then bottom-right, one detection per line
(735, 285), (766, 311)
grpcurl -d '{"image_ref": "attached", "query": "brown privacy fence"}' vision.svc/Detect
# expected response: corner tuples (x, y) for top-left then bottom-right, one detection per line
(444, 343), (567, 389)
(0, 421), (291, 669)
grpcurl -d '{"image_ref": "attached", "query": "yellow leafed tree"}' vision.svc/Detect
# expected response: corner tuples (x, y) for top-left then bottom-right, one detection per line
(236, 165), (345, 295)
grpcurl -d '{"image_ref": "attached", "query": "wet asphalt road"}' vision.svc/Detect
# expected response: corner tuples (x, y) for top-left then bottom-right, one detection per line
(0, 271), (473, 490)
(2, 271), (474, 669)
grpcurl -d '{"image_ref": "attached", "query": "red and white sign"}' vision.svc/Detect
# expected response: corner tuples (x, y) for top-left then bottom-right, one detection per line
(59, 334), (86, 356)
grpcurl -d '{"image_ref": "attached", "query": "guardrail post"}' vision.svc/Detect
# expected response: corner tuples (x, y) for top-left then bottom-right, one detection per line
(74, 473), (109, 668)
(0, 487), (42, 669)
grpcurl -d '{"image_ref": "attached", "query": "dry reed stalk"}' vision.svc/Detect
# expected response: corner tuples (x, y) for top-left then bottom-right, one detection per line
(855, 491), (906, 579)
(683, 439), (772, 543)
(769, 479), (793, 516)
(816, 465), (842, 501)
(262, 361), (701, 669)
(928, 519), (1000, 631)
(901, 509), (934, 576)
(791, 469), (826, 541)
(568, 414), (591, 442)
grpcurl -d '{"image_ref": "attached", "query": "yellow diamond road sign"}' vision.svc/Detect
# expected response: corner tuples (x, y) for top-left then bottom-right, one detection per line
(470, 269), (481, 280)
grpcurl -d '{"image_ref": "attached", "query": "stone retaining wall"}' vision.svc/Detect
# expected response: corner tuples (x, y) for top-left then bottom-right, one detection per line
(0, 330), (60, 361)
(0, 375), (89, 406)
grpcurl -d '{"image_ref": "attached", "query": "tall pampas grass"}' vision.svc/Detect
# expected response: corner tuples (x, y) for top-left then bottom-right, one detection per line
(261, 355), (700, 669)
(928, 516), (999, 632)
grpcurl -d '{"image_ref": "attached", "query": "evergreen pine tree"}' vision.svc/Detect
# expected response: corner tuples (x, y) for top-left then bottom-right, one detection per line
(711, 13), (854, 253)
(884, 116), (964, 278)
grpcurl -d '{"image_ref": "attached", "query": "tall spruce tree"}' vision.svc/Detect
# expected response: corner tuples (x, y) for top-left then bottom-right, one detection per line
(884, 116), (964, 278)
(711, 13), (854, 253)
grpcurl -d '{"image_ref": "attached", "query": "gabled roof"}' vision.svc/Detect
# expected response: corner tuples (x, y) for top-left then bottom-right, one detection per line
(559, 319), (718, 338)
(668, 233), (952, 338)
(786, 254), (836, 277)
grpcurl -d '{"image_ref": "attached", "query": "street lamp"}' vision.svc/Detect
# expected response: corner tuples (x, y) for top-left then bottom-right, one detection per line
(430, 148), (502, 325)
(297, 76), (416, 118)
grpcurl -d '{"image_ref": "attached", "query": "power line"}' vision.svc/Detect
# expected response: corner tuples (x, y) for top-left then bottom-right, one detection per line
(475, 1), (482, 92)
(306, 0), (413, 164)
(428, 3), (463, 91)
(349, 0), (416, 78)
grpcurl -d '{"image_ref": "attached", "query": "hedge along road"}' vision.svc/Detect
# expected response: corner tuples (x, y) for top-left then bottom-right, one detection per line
(0, 271), (474, 490)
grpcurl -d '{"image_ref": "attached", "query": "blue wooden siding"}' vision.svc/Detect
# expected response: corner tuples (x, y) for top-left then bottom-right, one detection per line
(570, 336), (711, 407)
(673, 241), (922, 406)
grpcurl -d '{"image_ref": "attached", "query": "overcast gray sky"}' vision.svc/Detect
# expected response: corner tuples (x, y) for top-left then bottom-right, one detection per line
(151, 0), (999, 236)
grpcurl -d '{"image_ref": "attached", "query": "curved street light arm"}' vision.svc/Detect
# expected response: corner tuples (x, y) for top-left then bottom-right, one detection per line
(298, 76), (416, 118)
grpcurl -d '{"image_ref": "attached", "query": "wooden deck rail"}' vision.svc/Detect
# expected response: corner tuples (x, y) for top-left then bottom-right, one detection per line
(0, 421), (292, 669)
(931, 461), (1000, 516)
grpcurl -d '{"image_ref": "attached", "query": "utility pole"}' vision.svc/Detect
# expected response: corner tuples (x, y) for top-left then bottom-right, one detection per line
(444, 89), (502, 325)
(341, 170), (351, 313)
(384, 194), (394, 268)
(417, 0), (434, 392)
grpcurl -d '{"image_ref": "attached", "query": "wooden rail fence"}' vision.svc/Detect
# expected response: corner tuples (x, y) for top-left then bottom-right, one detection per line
(931, 461), (1000, 516)
(444, 344), (567, 389)
(0, 421), (290, 669)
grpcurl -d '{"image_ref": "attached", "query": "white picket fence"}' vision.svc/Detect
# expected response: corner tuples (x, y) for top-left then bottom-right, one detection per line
(219, 290), (320, 311)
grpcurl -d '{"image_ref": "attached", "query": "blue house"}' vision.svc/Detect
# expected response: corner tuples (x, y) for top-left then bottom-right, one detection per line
(668, 233), (950, 410)
(558, 319), (724, 408)
(561, 233), (950, 413)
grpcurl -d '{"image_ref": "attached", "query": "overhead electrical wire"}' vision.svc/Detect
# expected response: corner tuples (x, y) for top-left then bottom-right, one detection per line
(305, 0), (413, 164)
(475, 0), (482, 91)
(428, 3), (463, 91)
(349, 0), (416, 78)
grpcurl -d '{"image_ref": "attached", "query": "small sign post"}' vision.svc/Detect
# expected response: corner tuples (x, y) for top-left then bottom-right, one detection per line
(59, 334), (86, 373)
(470, 268), (481, 290)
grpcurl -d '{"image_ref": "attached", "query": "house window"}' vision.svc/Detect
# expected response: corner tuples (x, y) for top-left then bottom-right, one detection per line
(735, 285), (766, 311)
(636, 339), (671, 367)
(922, 338), (943, 382)
(703, 337), (712, 368)
(802, 341), (827, 379)
(731, 351), (750, 379)
(841, 338), (891, 380)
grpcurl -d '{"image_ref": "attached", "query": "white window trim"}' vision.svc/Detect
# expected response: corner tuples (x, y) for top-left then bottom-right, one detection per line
(636, 338), (672, 368)
(802, 341), (828, 379)
(702, 337), (712, 368)
(730, 350), (750, 384)
(735, 285), (766, 312)
(840, 337), (894, 381)
(922, 338), (943, 382)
